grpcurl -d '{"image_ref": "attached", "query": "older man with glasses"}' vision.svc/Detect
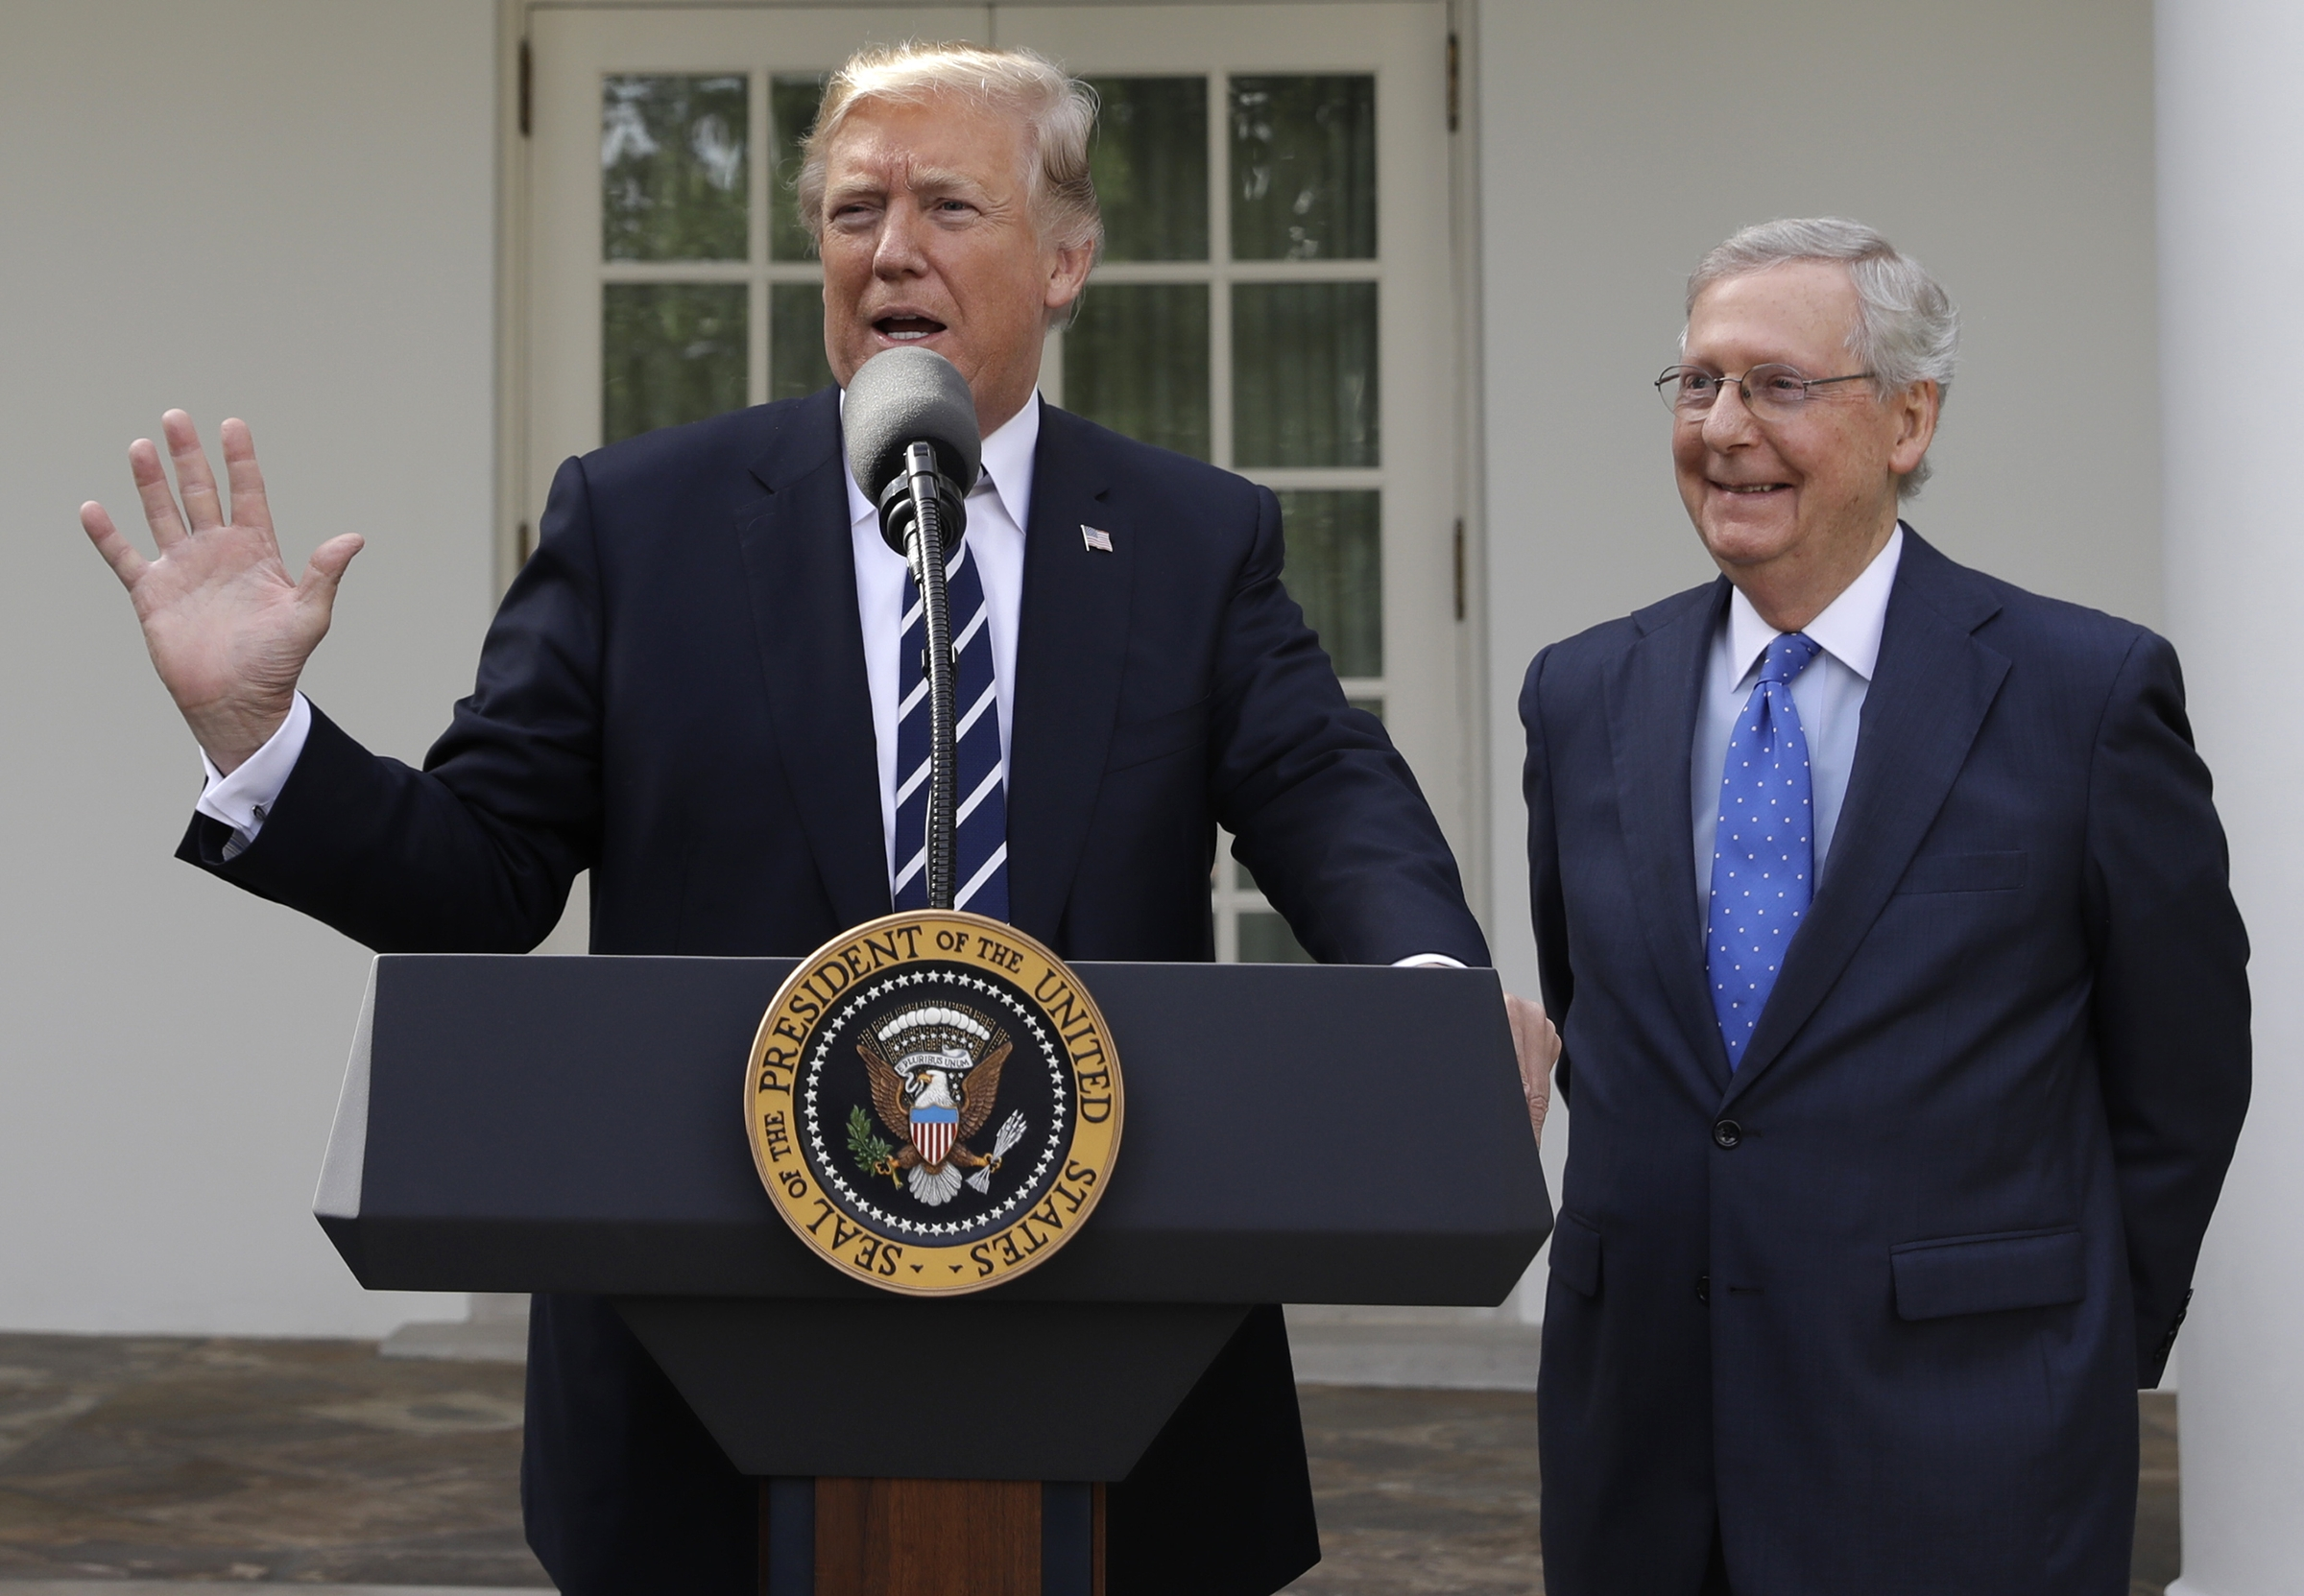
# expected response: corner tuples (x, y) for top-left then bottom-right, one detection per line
(1519, 218), (2249, 1594)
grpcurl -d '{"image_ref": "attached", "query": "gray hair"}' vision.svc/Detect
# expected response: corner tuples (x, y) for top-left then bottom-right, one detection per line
(796, 41), (1105, 286)
(1686, 217), (1959, 495)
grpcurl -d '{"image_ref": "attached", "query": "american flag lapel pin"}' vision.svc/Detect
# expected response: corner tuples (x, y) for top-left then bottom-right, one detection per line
(1081, 524), (1115, 554)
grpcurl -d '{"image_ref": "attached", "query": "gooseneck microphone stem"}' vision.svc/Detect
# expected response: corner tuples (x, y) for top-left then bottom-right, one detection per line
(903, 441), (959, 912)
(845, 345), (981, 915)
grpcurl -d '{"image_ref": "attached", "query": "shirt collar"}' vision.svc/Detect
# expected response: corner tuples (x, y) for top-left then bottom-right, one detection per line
(1725, 522), (1906, 684)
(842, 390), (1041, 537)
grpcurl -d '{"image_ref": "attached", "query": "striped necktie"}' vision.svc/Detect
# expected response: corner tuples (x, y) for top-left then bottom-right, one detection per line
(892, 496), (1008, 918)
(1706, 631), (1822, 1068)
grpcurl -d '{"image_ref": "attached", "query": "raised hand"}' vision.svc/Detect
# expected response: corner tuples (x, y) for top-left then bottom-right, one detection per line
(1505, 992), (1560, 1145)
(82, 412), (362, 774)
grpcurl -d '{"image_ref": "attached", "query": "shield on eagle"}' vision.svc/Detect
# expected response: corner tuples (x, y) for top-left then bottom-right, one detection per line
(910, 1103), (958, 1166)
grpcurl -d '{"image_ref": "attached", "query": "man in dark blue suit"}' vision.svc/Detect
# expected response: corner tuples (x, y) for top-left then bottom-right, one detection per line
(81, 41), (1519, 1596)
(1523, 218), (2249, 1595)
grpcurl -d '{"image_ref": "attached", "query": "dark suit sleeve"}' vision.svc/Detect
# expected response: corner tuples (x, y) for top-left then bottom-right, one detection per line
(175, 454), (609, 952)
(2083, 631), (2250, 1384)
(1210, 486), (1488, 967)
(1521, 647), (1575, 1108)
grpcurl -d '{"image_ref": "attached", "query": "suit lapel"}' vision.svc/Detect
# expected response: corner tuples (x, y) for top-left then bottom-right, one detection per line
(1005, 403), (1133, 948)
(1723, 534), (2009, 1103)
(1604, 580), (1736, 1093)
(732, 390), (892, 932)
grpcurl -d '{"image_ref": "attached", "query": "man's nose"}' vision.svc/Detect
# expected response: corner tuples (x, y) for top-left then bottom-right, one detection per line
(873, 202), (929, 277)
(1700, 379), (1761, 446)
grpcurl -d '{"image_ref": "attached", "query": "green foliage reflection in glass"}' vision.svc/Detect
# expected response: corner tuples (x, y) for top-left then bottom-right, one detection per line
(1065, 284), (1211, 459)
(602, 75), (749, 262)
(1085, 78), (1210, 261)
(603, 284), (748, 444)
(1230, 75), (1377, 261)
(1234, 282), (1380, 466)
(770, 74), (828, 259)
(771, 282), (836, 400)
(1275, 489), (1381, 678)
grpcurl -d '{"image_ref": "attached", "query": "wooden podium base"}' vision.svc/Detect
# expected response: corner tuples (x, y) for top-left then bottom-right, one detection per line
(763, 1479), (1105, 1595)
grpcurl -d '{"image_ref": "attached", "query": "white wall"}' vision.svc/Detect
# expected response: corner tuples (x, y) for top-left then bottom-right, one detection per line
(2156, 0), (2304, 1583)
(0, 1), (497, 1335)
(1475, 0), (2164, 1310)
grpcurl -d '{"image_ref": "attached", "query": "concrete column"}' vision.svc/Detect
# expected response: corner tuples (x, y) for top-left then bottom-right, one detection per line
(2157, 1), (2304, 1590)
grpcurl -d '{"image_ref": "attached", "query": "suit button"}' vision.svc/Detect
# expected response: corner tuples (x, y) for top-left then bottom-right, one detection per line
(1696, 1274), (1710, 1304)
(1713, 1119), (1742, 1149)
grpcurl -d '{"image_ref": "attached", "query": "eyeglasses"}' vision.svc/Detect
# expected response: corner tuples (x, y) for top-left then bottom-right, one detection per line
(1655, 364), (1875, 417)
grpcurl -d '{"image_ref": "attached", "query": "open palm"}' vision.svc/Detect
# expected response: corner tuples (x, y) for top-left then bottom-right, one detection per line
(82, 411), (361, 773)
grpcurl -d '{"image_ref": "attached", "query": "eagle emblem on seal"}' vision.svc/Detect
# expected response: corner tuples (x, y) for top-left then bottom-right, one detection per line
(852, 1002), (1029, 1207)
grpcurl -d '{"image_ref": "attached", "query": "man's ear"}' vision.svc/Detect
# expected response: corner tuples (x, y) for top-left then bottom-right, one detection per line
(1044, 238), (1096, 316)
(1887, 379), (1941, 478)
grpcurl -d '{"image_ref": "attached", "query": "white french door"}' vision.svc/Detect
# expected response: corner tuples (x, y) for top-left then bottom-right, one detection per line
(518, 2), (1471, 965)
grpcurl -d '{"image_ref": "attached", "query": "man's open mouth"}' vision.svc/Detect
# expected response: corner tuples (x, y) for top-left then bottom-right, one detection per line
(875, 316), (948, 342)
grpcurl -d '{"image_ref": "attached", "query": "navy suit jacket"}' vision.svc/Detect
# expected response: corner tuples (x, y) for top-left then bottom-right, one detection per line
(1522, 532), (2246, 1596)
(183, 390), (1488, 1595)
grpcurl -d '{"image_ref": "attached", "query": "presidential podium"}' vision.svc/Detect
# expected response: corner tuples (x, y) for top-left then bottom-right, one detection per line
(315, 954), (1551, 1594)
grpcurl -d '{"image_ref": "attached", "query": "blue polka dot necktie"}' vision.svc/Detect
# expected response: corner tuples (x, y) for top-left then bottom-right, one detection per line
(893, 507), (1008, 919)
(1707, 632), (1823, 1069)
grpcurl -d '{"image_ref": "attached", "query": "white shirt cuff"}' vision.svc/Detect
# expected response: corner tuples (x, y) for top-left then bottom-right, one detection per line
(196, 692), (313, 848)
(1392, 953), (1467, 968)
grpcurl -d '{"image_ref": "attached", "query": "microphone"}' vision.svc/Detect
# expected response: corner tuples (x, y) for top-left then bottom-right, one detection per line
(843, 346), (981, 560)
(841, 346), (983, 914)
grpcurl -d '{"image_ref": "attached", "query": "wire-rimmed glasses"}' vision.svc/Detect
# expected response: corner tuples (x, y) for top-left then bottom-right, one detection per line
(1655, 364), (1876, 417)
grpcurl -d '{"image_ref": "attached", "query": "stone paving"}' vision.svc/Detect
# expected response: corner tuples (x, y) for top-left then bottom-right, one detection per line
(0, 1334), (2179, 1592)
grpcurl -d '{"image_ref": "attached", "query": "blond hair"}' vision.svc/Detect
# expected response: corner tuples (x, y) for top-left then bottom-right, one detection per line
(796, 40), (1104, 266)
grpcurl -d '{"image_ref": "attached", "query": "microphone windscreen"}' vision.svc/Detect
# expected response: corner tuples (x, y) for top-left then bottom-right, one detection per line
(843, 346), (982, 498)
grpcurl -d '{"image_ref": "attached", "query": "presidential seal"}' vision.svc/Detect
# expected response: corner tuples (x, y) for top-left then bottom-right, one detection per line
(745, 910), (1123, 1295)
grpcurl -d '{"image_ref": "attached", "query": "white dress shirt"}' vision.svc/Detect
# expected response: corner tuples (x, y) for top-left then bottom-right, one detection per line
(196, 393), (1462, 966)
(1690, 523), (1905, 919)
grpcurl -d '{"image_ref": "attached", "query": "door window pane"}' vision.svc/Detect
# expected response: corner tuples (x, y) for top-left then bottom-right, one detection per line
(1276, 490), (1381, 678)
(771, 281), (834, 400)
(602, 75), (749, 262)
(1233, 281), (1380, 466)
(603, 283), (749, 443)
(1065, 283), (1212, 459)
(770, 74), (828, 260)
(1229, 75), (1377, 261)
(1088, 77), (1210, 262)
(1238, 911), (1314, 964)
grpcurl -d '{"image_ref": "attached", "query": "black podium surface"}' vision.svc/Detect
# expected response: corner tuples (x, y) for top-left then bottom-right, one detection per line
(319, 955), (1549, 1305)
(314, 954), (1550, 1479)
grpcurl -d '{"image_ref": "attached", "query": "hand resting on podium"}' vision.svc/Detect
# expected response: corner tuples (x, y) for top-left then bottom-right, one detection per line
(1506, 991), (1558, 1144)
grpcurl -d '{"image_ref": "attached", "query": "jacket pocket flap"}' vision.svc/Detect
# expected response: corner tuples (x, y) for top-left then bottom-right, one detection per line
(1891, 1227), (2084, 1320)
(1549, 1211), (1601, 1298)
(1895, 849), (2028, 895)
